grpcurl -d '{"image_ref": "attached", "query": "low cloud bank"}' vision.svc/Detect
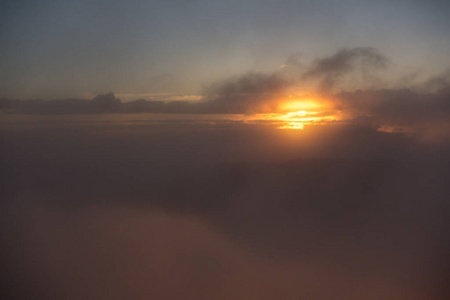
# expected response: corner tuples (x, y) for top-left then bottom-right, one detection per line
(1, 48), (450, 134)
(2, 121), (450, 299)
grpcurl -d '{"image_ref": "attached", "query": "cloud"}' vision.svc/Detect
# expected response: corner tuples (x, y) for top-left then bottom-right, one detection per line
(2, 118), (450, 299)
(0, 48), (390, 115)
(0, 93), (201, 114)
(202, 47), (390, 113)
(2, 49), (450, 299)
(188, 47), (393, 114)
(2, 48), (450, 137)
(303, 47), (389, 92)
(333, 71), (450, 134)
(420, 69), (450, 94)
(202, 72), (289, 114)
(6, 201), (441, 300)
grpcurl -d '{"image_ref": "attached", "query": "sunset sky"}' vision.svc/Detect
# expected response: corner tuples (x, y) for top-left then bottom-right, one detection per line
(2, 1), (450, 300)
(1, 0), (450, 100)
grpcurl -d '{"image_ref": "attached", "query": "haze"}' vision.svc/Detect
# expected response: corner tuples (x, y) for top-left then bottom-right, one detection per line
(1, 1), (450, 299)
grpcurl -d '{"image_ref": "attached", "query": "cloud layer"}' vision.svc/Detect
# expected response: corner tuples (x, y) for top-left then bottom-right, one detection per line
(1, 47), (450, 135)
(2, 117), (450, 299)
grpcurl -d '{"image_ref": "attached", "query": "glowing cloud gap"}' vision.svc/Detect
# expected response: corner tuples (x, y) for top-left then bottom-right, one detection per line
(239, 97), (342, 130)
(244, 107), (341, 130)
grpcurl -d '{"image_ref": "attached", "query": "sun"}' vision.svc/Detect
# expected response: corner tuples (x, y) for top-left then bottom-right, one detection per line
(273, 97), (334, 129)
(243, 96), (340, 129)
(278, 99), (321, 112)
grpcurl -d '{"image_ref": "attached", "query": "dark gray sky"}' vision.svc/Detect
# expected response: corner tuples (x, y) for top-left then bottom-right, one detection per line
(1, 0), (450, 99)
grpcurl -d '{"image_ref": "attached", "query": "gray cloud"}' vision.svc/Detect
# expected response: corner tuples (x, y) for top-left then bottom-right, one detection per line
(0, 93), (200, 114)
(0, 48), (391, 115)
(2, 118), (450, 299)
(420, 69), (450, 94)
(2, 48), (450, 136)
(202, 47), (390, 112)
(306, 47), (389, 77)
(334, 70), (450, 133)
(202, 72), (289, 114)
(304, 47), (389, 92)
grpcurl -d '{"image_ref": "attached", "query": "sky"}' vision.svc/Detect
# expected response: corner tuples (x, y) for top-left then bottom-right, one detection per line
(2, 1), (450, 299)
(1, 0), (450, 99)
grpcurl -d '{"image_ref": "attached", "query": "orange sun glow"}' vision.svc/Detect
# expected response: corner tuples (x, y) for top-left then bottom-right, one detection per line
(243, 98), (340, 129)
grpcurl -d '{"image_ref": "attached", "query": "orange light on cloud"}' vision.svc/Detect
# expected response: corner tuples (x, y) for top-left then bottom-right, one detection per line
(279, 99), (321, 112)
(278, 122), (305, 130)
(241, 96), (341, 130)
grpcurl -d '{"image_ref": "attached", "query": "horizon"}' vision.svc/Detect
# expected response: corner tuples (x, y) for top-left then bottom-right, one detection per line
(1, 1), (450, 299)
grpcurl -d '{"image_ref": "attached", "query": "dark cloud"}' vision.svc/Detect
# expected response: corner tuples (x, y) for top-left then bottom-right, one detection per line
(1, 118), (450, 299)
(203, 47), (390, 113)
(304, 47), (389, 92)
(420, 69), (450, 94)
(306, 47), (388, 75)
(202, 72), (289, 114)
(333, 71), (450, 134)
(0, 93), (203, 114)
(1, 48), (450, 134)
(0, 48), (391, 115)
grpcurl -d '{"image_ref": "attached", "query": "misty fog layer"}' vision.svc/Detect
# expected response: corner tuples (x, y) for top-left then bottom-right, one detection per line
(2, 0), (450, 297)
(1, 116), (449, 299)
